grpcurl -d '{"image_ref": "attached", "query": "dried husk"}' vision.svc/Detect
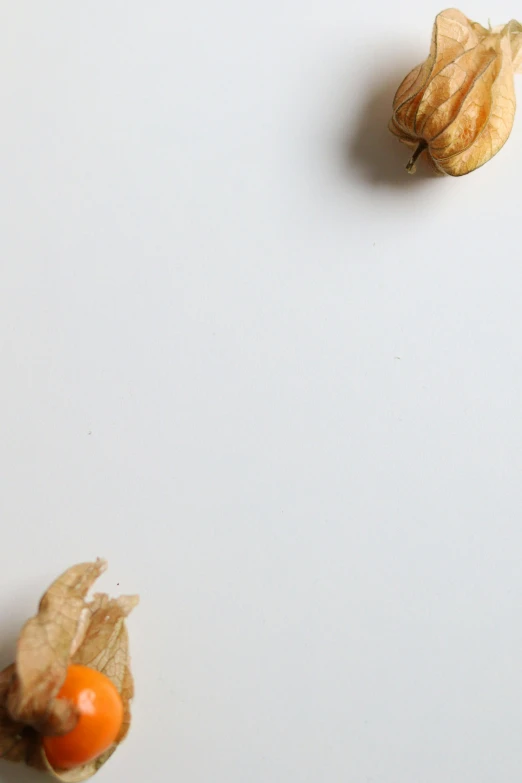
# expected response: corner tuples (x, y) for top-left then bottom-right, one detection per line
(389, 8), (522, 176)
(0, 561), (138, 781)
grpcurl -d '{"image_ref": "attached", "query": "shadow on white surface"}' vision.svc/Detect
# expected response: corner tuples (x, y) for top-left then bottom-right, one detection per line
(0, 763), (43, 783)
(347, 58), (440, 188)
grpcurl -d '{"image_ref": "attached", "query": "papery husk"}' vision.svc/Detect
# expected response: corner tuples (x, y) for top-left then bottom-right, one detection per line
(0, 561), (138, 781)
(389, 8), (522, 176)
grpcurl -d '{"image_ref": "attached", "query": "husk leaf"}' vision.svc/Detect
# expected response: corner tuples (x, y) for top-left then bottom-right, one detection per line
(0, 561), (138, 781)
(389, 9), (522, 176)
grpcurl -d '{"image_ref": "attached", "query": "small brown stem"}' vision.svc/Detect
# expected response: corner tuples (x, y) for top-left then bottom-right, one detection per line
(406, 141), (427, 174)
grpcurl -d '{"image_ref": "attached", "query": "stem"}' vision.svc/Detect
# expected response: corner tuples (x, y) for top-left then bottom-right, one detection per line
(406, 141), (427, 174)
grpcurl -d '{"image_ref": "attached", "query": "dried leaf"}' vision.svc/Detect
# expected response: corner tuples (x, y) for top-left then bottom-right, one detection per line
(389, 9), (522, 176)
(72, 593), (138, 745)
(8, 561), (107, 735)
(0, 665), (37, 766)
(0, 561), (138, 781)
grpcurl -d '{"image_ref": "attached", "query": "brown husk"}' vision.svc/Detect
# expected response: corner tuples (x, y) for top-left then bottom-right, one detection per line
(0, 560), (138, 781)
(389, 8), (522, 176)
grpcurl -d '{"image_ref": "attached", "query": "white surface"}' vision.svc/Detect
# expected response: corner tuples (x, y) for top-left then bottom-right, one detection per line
(1, 2), (522, 781)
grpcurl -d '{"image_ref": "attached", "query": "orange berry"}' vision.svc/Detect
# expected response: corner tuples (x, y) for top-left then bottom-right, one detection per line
(43, 665), (123, 771)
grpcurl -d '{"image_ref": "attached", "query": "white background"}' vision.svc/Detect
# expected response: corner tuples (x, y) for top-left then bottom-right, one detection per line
(1, 2), (522, 782)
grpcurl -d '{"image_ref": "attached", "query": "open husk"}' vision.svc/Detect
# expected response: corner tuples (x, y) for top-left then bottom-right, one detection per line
(389, 8), (522, 175)
(0, 560), (138, 781)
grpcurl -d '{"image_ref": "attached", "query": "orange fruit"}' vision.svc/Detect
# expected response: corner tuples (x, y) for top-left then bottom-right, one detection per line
(43, 665), (123, 770)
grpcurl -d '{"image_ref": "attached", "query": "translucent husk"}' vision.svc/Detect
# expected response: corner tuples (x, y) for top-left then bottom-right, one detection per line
(0, 561), (138, 781)
(389, 8), (522, 176)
